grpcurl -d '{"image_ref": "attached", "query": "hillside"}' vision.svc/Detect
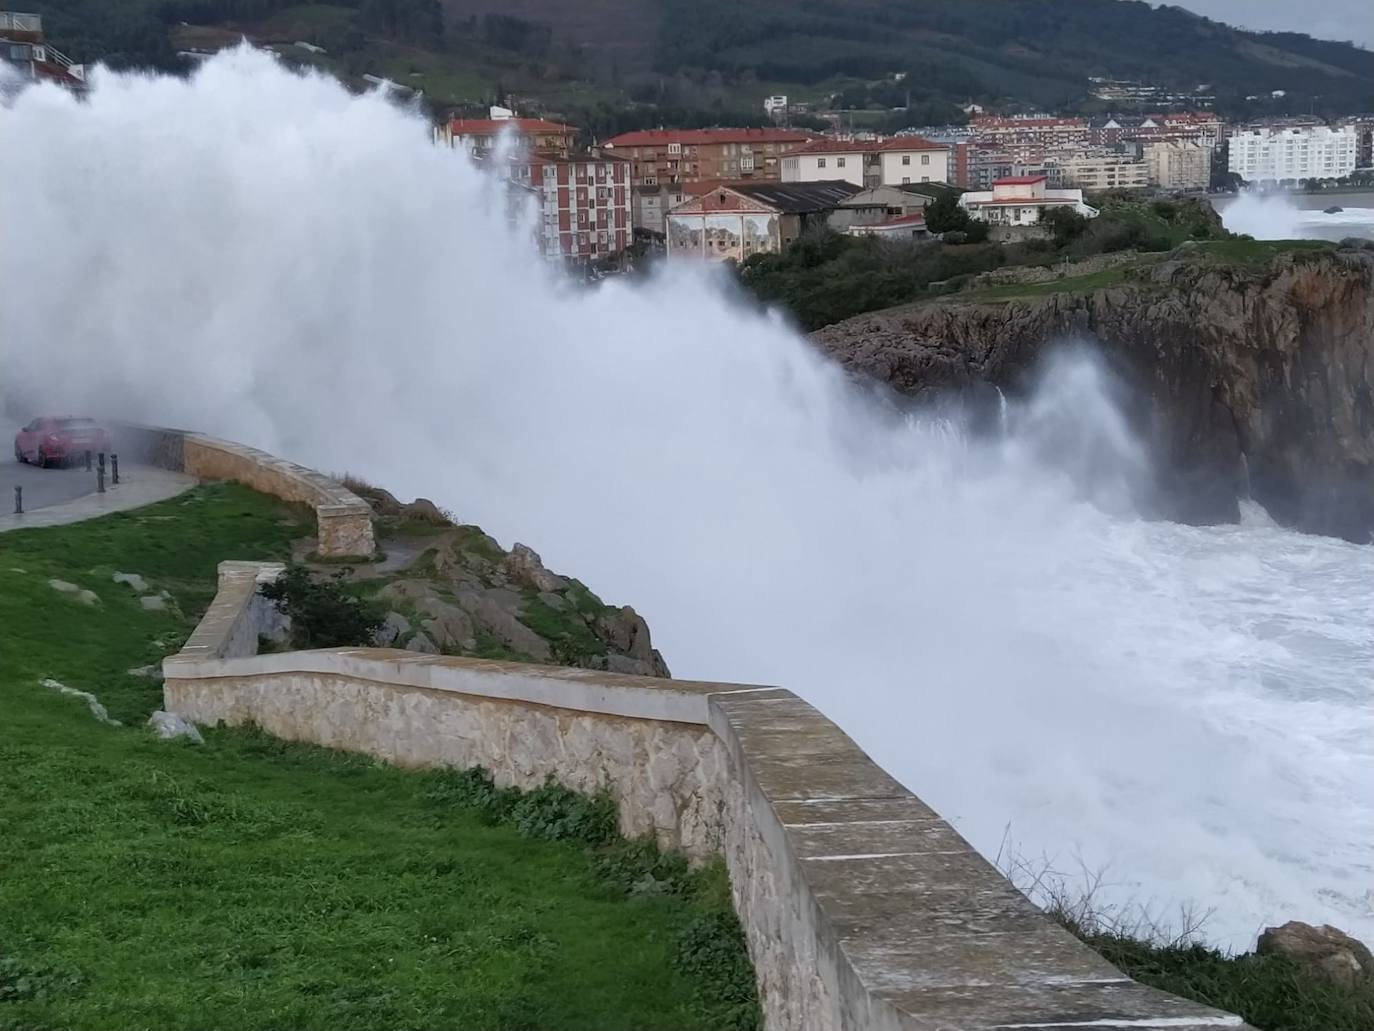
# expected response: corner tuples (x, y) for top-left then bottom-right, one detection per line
(29, 0), (1374, 123)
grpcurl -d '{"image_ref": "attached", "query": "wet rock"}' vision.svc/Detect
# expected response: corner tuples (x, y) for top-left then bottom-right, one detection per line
(358, 484), (403, 516)
(373, 611), (410, 647)
(404, 631), (439, 654)
(147, 710), (204, 744)
(377, 579), (440, 605)
(595, 606), (670, 676)
(127, 664), (164, 680)
(49, 579), (99, 606)
(537, 591), (567, 611)
(605, 654), (662, 677)
(112, 571), (149, 593)
(140, 594), (167, 611)
(1257, 921), (1374, 990)
(504, 543), (568, 593)
(40, 678), (121, 726)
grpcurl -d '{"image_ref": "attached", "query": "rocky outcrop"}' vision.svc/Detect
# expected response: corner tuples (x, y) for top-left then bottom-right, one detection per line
(812, 246), (1374, 541)
(1257, 921), (1374, 991)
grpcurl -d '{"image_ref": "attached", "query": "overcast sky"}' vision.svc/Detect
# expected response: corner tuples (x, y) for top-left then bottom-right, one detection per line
(1163, 0), (1374, 49)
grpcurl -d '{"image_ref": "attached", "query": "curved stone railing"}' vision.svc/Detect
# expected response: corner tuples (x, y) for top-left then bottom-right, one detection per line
(112, 424), (374, 558)
(163, 561), (1253, 1031)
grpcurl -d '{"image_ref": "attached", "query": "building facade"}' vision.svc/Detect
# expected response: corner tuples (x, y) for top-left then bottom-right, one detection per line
(1054, 152), (1150, 192)
(666, 181), (859, 262)
(435, 113), (578, 159)
(780, 138), (950, 188)
(524, 156), (631, 261)
(958, 176), (1098, 227)
(604, 128), (815, 188)
(0, 12), (84, 91)
(1227, 126), (1357, 183)
(1144, 141), (1211, 192)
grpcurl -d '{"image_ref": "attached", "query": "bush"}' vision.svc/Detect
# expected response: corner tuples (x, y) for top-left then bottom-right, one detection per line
(258, 565), (384, 649)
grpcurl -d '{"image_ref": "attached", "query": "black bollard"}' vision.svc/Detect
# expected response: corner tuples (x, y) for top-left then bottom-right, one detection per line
(97, 464), (105, 493)
(13, 485), (21, 514)
(85, 450), (91, 471)
(111, 454), (119, 486)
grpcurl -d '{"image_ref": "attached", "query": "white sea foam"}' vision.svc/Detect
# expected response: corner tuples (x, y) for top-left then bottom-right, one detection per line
(2, 49), (1370, 950)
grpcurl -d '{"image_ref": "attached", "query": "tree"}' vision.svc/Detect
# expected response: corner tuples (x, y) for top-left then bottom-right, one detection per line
(924, 192), (970, 234)
(259, 566), (385, 649)
(1041, 207), (1087, 247)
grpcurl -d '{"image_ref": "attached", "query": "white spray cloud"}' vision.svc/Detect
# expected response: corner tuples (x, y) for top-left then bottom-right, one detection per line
(2, 49), (1370, 950)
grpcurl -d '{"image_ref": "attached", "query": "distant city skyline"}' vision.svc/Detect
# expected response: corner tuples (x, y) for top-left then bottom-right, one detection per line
(1164, 0), (1374, 50)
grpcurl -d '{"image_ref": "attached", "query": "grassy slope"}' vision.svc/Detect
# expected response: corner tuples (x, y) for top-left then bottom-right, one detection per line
(0, 484), (750, 1031)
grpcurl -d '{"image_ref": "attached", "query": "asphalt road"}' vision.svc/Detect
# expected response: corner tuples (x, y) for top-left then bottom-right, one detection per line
(0, 457), (106, 513)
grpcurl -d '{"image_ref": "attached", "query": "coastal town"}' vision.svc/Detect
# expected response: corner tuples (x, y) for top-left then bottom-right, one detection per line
(4, 8), (1372, 271)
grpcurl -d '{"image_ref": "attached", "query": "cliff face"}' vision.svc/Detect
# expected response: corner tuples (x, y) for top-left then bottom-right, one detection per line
(812, 248), (1374, 541)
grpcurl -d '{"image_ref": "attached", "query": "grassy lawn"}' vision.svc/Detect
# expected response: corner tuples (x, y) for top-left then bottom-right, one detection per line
(1190, 238), (1335, 265)
(0, 484), (755, 1031)
(955, 264), (1145, 302)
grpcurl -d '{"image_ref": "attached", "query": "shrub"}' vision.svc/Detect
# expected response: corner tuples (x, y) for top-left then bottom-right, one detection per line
(258, 565), (384, 649)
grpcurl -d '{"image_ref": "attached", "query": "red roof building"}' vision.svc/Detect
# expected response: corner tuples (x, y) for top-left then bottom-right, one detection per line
(436, 116), (578, 158)
(604, 127), (818, 188)
(0, 12), (85, 93)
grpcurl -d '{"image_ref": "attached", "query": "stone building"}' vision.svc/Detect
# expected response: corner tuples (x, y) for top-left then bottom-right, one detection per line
(1144, 141), (1212, 192)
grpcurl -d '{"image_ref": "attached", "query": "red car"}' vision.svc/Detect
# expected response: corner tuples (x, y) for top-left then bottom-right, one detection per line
(13, 416), (113, 468)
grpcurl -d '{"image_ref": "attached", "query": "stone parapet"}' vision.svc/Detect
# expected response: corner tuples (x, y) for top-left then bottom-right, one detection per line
(164, 573), (1254, 1031)
(112, 423), (374, 557)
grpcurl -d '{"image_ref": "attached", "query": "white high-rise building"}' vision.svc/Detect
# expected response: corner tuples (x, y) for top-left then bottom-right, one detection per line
(1227, 126), (1357, 184)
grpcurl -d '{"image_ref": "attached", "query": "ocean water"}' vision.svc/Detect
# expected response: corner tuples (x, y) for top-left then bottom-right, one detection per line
(1215, 189), (1374, 241)
(1, 50), (1369, 952)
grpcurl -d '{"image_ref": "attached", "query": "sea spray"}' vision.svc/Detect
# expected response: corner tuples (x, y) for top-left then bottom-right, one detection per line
(2, 49), (1370, 949)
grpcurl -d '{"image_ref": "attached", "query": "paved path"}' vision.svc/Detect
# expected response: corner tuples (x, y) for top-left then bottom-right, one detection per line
(0, 460), (196, 534)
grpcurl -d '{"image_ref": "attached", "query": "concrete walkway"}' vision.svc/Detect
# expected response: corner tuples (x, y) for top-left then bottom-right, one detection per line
(0, 465), (197, 534)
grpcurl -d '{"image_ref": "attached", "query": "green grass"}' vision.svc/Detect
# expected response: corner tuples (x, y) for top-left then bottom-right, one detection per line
(0, 484), (756, 1030)
(1064, 924), (1374, 1031)
(1190, 238), (1335, 266)
(956, 264), (1145, 302)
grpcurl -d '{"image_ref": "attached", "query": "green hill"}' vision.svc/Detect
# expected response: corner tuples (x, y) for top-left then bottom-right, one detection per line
(26, 0), (1374, 123)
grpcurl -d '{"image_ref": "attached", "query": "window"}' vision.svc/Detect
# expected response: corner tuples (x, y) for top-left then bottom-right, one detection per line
(902, 176), (911, 184)
(921, 154), (930, 166)
(921, 176), (929, 182)
(901, 155), (911, 166)
(643, 176), (657, 186)
(837, 157), (846, 168)
(818, 157), (827, 168)
(667, 142), (682, 155)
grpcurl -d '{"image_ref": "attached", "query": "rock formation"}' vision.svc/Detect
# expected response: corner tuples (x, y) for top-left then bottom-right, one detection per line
(813, 245), (1374, 541)
(1257, 921), (1374, 991)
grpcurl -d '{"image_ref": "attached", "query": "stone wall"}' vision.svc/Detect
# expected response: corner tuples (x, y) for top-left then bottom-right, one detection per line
(113, 424), (375, 558)
(164, 561), (1254, 1031)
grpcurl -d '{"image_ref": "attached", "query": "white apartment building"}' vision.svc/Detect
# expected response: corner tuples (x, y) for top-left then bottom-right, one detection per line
(1228, 126), (1357, 183)
(1054, 153), (1150, 192)
(1144, 141), (1211, 192)
(781, 138), (950, 188)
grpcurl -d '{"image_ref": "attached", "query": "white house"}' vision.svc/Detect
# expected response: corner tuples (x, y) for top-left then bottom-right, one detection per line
(781, 138), (950, 189)
(1227, 126), (1357, 183)
(958, 176), (1098, 227)
(844, 212), (931, 241)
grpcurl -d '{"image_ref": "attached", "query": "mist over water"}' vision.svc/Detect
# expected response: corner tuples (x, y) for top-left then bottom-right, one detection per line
(3, 51), (1371, 950)
(1217, 190), (1374, 241)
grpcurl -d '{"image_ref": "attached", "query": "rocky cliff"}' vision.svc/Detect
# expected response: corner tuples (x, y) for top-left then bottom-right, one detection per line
(812, 245), (1374, 541)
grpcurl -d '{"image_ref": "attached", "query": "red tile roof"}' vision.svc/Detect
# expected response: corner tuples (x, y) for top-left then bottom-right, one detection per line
(448, 117), (575, 136)
(604, 127), (816, 147)
(792, 136), (946, 155)
(992, 175), (1048, 185)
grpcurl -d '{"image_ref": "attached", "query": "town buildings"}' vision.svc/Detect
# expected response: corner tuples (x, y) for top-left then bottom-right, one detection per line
(604, 128), (815, 188)
(1227, 125), (1357, 183)
(843, 212), (931, 241)
(826, 184), (943, 232)
(666, 181), (859, 262)
(434, 110), (578, 159)
(1144, 141), (1212, 192)
(958, 176), (1098, 227)
(0, 12), (85, 92)
(780, 138), (951, 188)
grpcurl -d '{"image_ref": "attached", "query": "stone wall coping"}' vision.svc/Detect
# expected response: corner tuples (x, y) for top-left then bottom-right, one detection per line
(185, 434), (371, 516)
(164, 640), (1252, 1030)
(163, 645), (779, 725)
